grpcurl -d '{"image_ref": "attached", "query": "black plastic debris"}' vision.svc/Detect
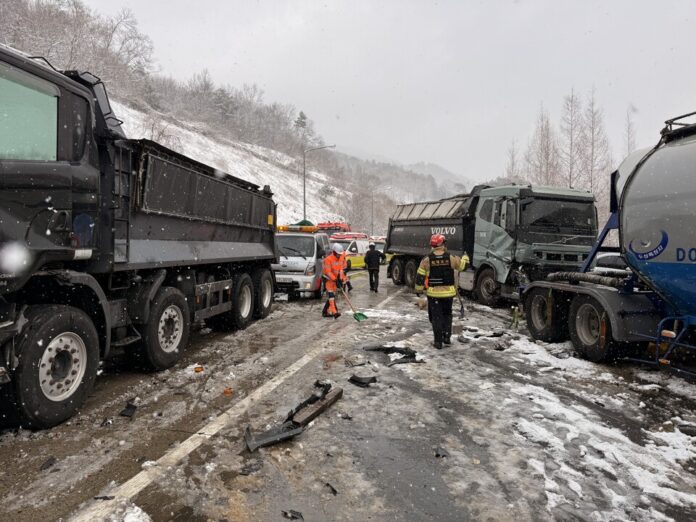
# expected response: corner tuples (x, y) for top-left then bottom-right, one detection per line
(239, 460), (264, 476)
(281, 509), (304, 520)
(364, 345), (423, 366)
(120, 402), (138, 418)
(94, 495), (115, 501)
(435, 447), (449, 458)
(349, 375), (377, 388)
(244, 422), (305, 452)
(100, 417), (113, 427)
(40, 456), (57, 471)
(679, 425), (696, 437)
(325, 482), (338, 495)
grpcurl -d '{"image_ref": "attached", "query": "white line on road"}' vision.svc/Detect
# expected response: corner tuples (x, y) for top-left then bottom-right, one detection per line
(70, 287), (403, 521)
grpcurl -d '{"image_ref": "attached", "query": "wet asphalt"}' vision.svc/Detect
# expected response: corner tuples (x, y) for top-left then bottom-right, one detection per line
(1, 268), (696, 521)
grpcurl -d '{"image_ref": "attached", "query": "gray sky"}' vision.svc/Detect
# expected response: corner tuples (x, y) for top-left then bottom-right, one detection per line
(84, 0), (696, 183)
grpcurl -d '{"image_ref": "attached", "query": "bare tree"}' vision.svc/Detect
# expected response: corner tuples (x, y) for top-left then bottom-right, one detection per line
(559, 89), (584, 188)
(524, 106), (561, 186)
(624, 104), (638, 157)
(504, 139), (521, 180)
(579, 89), (612, 196)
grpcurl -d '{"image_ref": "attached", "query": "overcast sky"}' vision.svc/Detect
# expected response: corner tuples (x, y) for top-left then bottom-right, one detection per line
(84, 0), (696, 183)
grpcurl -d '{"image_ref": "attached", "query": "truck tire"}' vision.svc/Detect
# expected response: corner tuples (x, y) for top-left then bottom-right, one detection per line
(391, 259), (405, 285)
(474, 268), (499, 306)
(13, 305), (99, 428)
(208, 273), (255, 331)
(140, 287), (191, 370)
(252, 268), (273, 319)
(404, 260), (418, 289)
(524, 287), (568, 342)
(568, 295), (617, 362)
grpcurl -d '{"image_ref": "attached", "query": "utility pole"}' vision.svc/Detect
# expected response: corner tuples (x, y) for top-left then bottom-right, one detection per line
(303, 144), (335, 221)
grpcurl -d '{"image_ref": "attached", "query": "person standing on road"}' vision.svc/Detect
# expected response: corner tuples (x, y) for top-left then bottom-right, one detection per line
(364, 242), (386, 292)
(415, 234), (469, 349)
(322, 243), (348, 318)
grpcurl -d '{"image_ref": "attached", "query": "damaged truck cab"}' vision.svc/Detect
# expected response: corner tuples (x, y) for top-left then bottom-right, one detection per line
(386, 185), (597, 305)
(0, 45), (277, 427)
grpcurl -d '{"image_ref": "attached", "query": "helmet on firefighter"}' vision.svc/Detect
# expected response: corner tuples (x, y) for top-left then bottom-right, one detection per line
(332, 243), (344, 254)
(430, 233), (446, 248)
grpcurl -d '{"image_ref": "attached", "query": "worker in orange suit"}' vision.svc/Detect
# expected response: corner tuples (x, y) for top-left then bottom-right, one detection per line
(322, 243), (348, 318)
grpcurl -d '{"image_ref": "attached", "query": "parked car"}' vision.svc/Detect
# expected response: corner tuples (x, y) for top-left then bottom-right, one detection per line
(272, 232), (330, 298)
(343, 239), (371, 269)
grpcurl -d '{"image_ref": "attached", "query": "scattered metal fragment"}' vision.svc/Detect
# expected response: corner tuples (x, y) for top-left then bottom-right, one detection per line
(93, 495), (115, 501)
(435, 447), (449, 458)
(348, 375), (377, 388)
(292, 388), (343, 426)
(345, 354), (367, 367)
(100, 417), (113, 427)
(120, 402), (138, 418)
(40, 456), (57, 471)
(325, 482), (338, 495)
(239, 459), (264, 476)
(337, 412), (353, 420)
(281, 510), (304, 520)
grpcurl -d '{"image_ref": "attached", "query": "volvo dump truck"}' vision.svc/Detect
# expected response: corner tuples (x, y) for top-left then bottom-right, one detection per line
(385, 185), (597, 304)
(0, 46), (277, 427)
(524, 112), (696, 374)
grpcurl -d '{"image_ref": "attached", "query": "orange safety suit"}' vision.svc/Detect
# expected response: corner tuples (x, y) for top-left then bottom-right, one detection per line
(322, 252), (347, 317)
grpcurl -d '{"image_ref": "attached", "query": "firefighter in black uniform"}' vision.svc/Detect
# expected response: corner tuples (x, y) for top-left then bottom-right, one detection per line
(415, 234), (469, 349)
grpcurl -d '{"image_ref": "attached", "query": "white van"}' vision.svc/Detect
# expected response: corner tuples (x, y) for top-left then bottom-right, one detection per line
(272, 232), (330, 298)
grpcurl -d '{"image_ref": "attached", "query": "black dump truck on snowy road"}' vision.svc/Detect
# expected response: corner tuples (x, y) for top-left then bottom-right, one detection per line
(0, 46), (277, 427)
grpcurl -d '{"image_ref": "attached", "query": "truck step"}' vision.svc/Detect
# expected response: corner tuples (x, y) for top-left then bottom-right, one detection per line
(111, 334), (141, 348)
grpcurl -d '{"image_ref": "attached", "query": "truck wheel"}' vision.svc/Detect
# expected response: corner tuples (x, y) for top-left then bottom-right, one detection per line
(474, 268), (499, 306)
(208, 273), (255, 331)
(252, 268), (273, 319)
(525, 287), (568, 342)
(391, 259), (404, 285)
(568, 295), (617, 362)
(404, 260), (418, 289)
(13, 305), (99, 428)
(140, 287), (191, 370)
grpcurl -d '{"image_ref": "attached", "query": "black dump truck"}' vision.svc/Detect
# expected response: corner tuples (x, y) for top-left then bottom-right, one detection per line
(0, 46), (277, 427)
(386, 184), (597, 304)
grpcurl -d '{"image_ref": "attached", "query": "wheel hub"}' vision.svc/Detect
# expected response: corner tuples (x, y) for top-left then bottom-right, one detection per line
(39, 332), (87, 402)
(576, 303), (600, 346)
(158, 305), (183, 353)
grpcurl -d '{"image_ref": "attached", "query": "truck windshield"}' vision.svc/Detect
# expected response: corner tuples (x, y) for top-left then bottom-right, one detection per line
(277, 235), (315, 258)
(521, 198), (595, 233)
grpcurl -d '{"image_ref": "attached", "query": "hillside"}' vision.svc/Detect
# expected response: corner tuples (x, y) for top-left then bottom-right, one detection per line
(113, 102), (345, 226)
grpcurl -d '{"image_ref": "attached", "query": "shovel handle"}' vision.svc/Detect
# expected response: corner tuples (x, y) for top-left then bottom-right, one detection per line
(340, 287), (357, 313)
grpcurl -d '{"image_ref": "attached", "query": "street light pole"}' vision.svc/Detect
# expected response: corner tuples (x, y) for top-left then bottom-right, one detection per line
(303, 144), (335, 221)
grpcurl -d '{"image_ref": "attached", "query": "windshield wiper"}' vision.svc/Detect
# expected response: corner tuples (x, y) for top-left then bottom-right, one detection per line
(280, 246), (306, 259)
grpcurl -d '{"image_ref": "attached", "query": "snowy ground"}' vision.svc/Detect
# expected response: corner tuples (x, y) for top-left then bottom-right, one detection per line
(1, 269), (696, 521)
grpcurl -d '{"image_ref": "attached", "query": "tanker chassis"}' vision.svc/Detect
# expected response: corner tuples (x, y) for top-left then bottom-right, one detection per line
(385, 185), (597, 305)
(0, 46), (277, 427)
(524, 113), (696, 373)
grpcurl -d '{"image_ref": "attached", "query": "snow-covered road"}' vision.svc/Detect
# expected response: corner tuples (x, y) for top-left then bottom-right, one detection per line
(2, 269), (696, 521)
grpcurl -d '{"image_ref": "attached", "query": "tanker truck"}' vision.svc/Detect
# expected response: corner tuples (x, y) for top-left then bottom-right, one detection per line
(0, 45), (277, 427)
(524, 111), (696, 373)
(385, 185), (598, 304)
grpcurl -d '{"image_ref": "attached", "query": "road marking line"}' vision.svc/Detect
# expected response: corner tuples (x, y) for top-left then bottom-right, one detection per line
(376, 288), (405, 309)
(70, 288), (399, 521)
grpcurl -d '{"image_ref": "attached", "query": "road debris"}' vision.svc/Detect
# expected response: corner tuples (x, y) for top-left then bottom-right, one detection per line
(119, 402), (138, 418)
(364, 344), (424, 366)
(435, 447), (449, 458)
(223, 387), (234, 397)
(348, 375), (377, 387)
(40, 456), (57, 471)
(325, 482), (338, 495)
(337, 412), (353, 420)
(281, 509), (304, 520)
(245, 381), (342, 451)
(100, 417), (113, 427)
(93, 496), (115, 501)
(345, 354), (367, 367)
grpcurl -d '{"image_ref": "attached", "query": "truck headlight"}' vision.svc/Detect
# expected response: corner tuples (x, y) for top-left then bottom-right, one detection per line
(305, 264), (316, 276)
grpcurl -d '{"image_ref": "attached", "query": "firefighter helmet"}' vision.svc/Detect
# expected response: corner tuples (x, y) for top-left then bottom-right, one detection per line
(430, 234), (446, 247)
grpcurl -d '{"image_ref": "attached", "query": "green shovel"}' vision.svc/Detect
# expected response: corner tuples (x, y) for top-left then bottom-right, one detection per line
(340, 287), (368, 322)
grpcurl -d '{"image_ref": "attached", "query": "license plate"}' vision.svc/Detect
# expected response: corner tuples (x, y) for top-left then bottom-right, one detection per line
(276, 276), (292, 283)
